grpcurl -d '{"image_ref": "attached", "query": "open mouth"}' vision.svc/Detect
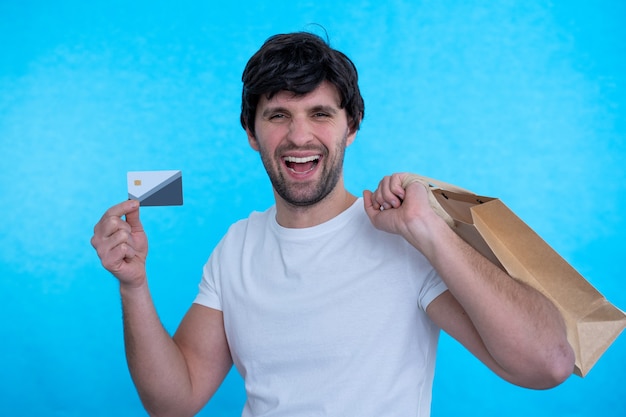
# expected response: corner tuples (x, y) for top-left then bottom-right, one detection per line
(283, 155), (320, 174)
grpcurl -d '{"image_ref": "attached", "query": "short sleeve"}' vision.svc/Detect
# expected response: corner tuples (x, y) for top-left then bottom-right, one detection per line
(193, 250), (223, 311)
(418, 268), (448, 311)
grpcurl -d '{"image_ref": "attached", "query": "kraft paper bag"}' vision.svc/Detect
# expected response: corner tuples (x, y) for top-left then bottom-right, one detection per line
(402, 174), (626, 377)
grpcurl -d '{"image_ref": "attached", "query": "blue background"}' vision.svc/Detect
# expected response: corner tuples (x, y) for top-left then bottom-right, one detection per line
(1, 1), (624, 416)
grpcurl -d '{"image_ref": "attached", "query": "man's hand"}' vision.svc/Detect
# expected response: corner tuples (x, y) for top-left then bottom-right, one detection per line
(363, 173), (443, 244)
(91, 199), (148, 288)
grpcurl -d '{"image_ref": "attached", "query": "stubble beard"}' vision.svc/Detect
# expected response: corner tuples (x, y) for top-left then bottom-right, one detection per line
(259, 133), (348, 208)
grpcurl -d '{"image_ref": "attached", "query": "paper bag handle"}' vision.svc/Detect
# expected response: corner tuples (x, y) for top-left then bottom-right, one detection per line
(400, 173), (477, 228)
(401, 173), (476, 195)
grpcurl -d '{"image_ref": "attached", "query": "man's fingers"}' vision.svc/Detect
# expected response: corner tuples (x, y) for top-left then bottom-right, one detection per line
(91, 199), (141, 263)
(362, 189), (375, 211)
(124, 204), (143, 233)
(372, 174), (406, 210)
(93, 200), (140, 237)
(95, 213), (130, 236)
(92, 225), (129, 258)
(101, 199), (140, 221)
(101, 241), (137, 273)
(389, 173), (407, 198)
(362, 190), (383, 225)
(90, 199), (148, 284)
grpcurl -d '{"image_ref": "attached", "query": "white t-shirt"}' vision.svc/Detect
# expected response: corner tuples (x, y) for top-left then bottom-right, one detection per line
(194, 198), (448, 417)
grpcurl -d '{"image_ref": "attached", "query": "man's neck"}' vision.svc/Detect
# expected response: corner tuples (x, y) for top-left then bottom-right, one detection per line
(274, 187), (357, 229)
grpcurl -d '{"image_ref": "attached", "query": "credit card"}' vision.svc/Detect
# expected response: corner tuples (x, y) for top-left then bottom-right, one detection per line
(127, 170), (183, 206)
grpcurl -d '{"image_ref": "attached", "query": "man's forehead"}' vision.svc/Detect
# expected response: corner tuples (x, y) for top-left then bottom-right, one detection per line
(259, 80), (342, 108)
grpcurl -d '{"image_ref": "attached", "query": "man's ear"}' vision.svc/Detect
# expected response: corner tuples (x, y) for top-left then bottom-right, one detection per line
(246, 128), (259, 151)
(346, 129), (357, 147)
(346, 114), (362, 147)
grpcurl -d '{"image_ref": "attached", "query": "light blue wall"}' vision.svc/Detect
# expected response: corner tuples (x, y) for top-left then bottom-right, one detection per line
(1, 1), (624, 416)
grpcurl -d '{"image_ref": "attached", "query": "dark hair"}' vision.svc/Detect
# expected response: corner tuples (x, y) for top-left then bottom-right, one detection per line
(240, 32), (365, 136)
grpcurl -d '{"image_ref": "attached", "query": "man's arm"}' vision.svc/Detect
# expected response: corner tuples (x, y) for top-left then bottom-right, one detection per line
(363, 174), (575, 388)
(91, 200), (232, 416)
(121, 285), (232, 416)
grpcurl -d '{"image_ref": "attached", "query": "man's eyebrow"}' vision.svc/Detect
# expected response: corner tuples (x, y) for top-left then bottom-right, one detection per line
(310, 105), (339, 114)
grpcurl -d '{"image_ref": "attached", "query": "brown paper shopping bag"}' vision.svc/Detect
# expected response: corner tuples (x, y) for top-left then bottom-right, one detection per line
(402, 174), (626, 377)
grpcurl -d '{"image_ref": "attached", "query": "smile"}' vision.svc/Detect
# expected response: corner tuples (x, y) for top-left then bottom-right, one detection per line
(283, 155), (321, 174)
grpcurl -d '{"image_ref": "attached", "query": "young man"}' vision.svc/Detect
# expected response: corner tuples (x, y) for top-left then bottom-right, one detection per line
(91, 32), (574, 417)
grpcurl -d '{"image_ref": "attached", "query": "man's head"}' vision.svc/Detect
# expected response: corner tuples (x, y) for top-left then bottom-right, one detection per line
(240, 32), (364, 138)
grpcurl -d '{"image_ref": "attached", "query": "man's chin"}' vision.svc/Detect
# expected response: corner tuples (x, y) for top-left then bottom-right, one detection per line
(276, 186), (329, 208)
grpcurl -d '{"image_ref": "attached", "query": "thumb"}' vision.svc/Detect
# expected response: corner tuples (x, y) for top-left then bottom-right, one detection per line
(362, 190), (378, 222)
(124, 202), (144, 233)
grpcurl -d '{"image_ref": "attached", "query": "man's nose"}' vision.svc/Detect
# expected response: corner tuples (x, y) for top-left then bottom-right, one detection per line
(286, 118), (313, 145)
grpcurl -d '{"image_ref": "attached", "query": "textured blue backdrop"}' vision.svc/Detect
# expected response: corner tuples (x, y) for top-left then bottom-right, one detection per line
(1, 1), (624, 416)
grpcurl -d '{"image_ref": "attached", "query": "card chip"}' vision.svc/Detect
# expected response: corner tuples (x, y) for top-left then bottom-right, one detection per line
(134, 180), (142, 186)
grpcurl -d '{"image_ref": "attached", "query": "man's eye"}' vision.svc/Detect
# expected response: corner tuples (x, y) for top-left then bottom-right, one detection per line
(313, 112), (330, 118)
(269, 114), (286, 120)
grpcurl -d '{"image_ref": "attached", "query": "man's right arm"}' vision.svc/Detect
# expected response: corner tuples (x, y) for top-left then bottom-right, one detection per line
(91, 201), (232, 416)
(122, 285), (232, 417)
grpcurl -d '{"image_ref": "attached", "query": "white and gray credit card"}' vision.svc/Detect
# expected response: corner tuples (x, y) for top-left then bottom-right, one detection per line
(127, 170), (183, 206)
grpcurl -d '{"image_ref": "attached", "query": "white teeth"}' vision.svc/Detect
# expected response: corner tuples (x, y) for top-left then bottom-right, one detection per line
(284, 155), (320, 163)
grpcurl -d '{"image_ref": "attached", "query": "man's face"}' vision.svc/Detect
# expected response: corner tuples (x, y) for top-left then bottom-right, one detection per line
(247, 81), (357, 207)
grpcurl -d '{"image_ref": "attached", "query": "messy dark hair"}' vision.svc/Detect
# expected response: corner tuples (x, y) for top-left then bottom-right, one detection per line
(240, 32), (365, 136)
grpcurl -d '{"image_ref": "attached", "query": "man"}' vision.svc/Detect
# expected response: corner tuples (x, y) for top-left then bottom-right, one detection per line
(91, 32), (574, 417)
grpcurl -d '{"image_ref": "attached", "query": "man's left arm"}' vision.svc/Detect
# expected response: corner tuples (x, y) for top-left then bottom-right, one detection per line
(364, 173), (575, 389)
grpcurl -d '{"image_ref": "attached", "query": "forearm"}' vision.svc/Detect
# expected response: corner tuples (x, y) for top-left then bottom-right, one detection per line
(408, 214), (574, 386)
(120, 281), (196, 417)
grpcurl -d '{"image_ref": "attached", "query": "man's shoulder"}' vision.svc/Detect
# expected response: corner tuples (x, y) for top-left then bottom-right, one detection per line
(225, 205), (275, 237)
